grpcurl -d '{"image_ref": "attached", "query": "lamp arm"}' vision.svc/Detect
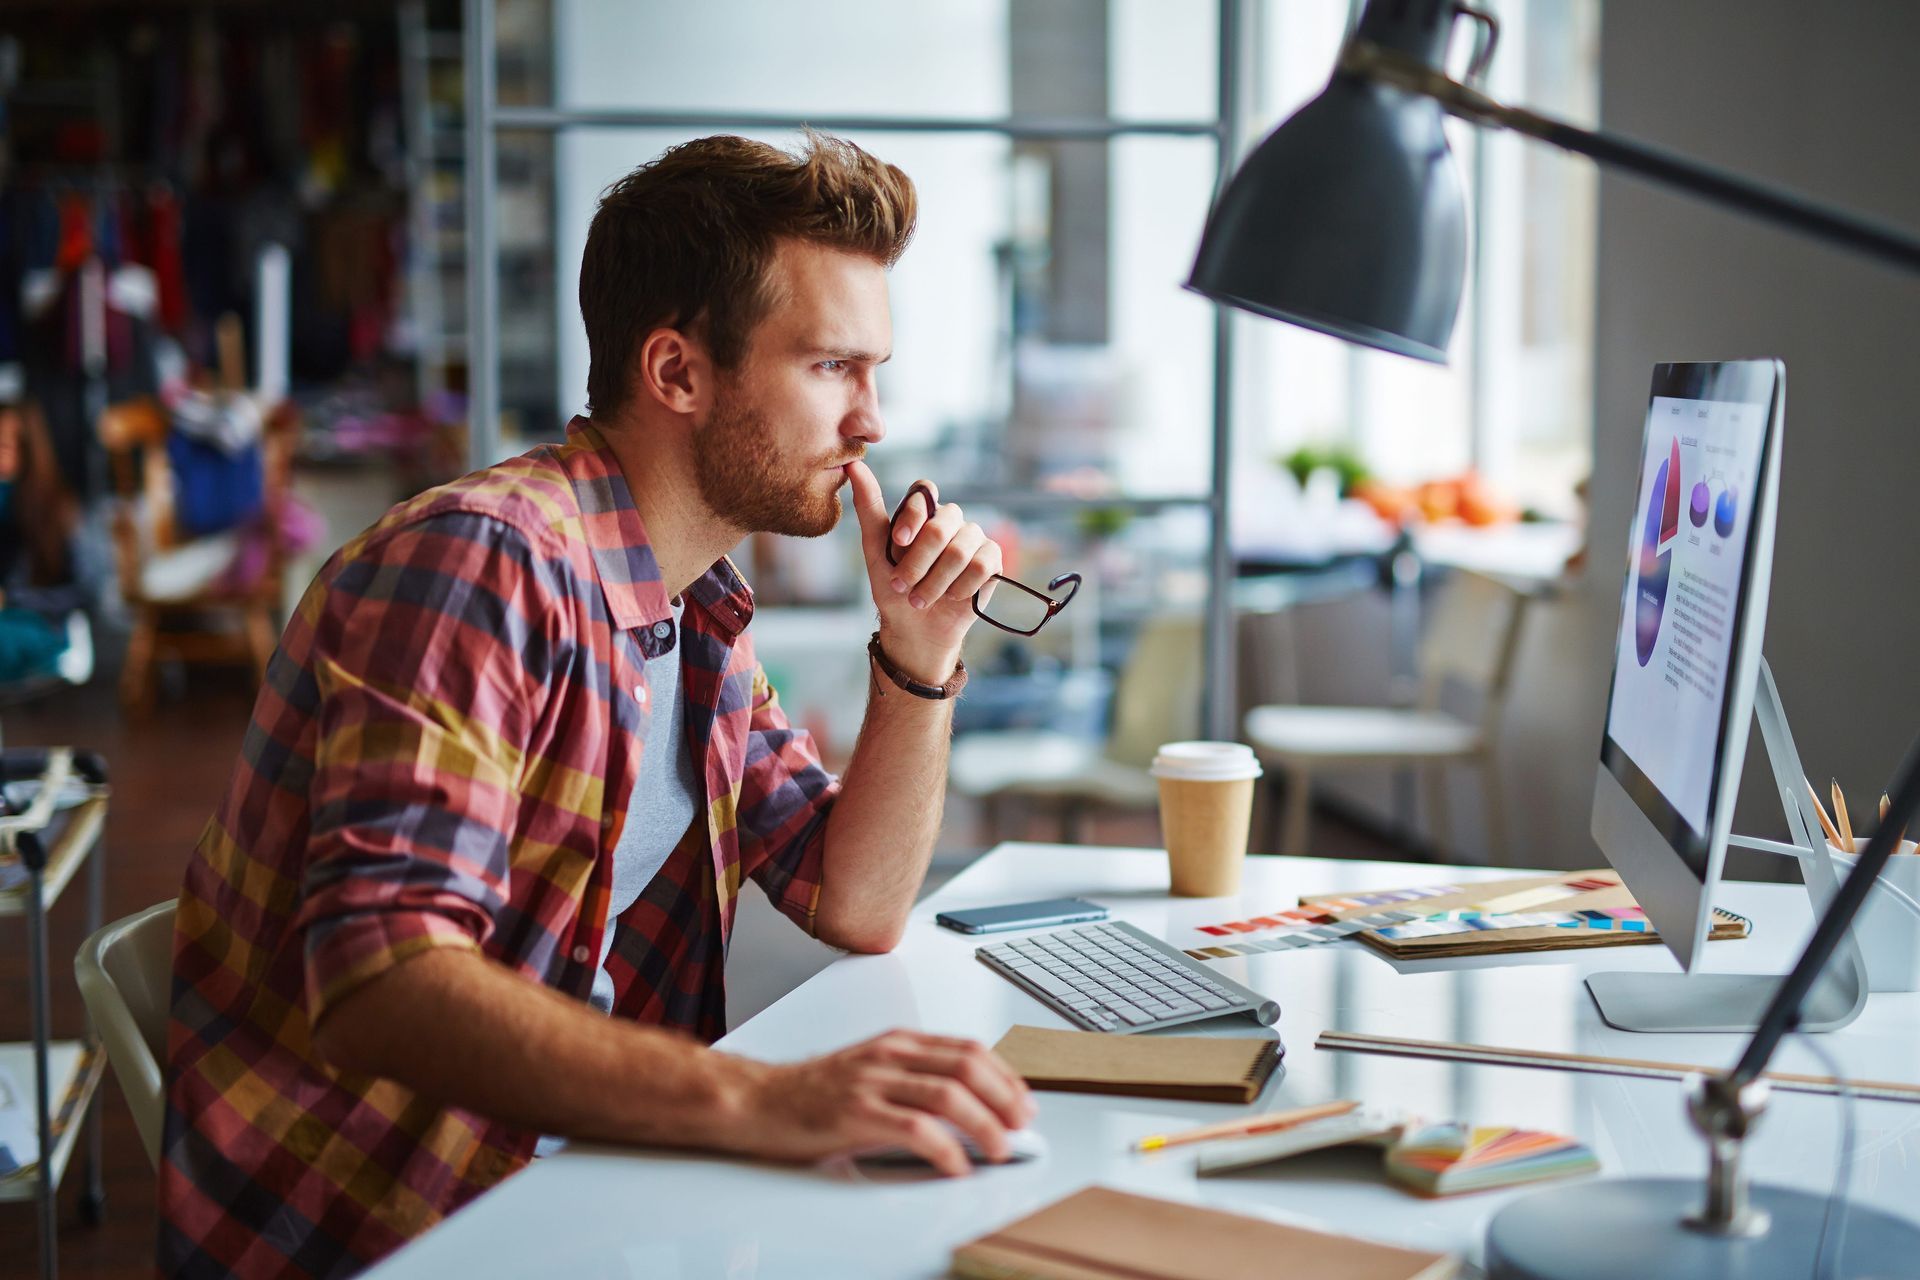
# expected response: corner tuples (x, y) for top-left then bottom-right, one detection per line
(1344, 41), (1920, 276)
(1728, 732), (1920, 1087)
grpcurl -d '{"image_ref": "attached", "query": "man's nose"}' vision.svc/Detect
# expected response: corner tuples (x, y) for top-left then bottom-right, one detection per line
(844, 383), (885, 445)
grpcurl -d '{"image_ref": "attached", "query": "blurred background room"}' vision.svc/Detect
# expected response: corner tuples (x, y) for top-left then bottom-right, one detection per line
(3, 2), (1918, 1275)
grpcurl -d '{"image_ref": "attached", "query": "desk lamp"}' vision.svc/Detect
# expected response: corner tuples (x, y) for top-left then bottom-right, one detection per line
(1187, 2), (1920, 1276)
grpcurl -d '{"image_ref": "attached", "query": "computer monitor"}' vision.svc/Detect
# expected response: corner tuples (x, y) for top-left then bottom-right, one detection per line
(1583, 360), (1866, 1032)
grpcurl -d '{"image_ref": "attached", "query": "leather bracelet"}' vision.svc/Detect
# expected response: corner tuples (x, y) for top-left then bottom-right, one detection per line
(867, 631), (967, 700)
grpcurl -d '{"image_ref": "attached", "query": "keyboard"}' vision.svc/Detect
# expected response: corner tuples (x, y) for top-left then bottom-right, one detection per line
(975, 920), (1281, 1034)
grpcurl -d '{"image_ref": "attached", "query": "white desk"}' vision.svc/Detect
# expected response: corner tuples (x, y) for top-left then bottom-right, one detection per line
(367, 844), (1920, 1277)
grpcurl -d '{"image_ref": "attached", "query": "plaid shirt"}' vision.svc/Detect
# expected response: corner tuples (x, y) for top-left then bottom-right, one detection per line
(158, 418), (837, 1279)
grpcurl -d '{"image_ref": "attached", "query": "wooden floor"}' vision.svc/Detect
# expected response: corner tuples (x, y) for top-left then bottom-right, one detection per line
(0, 668), (1400, 1278)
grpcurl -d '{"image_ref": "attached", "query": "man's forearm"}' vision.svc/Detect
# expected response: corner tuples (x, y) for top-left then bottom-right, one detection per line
(312, 947), (768, 1149)
(815, 642), (957, 951)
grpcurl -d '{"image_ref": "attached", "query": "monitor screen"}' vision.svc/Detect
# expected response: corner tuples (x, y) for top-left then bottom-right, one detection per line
(1601, 365), (1777, 876)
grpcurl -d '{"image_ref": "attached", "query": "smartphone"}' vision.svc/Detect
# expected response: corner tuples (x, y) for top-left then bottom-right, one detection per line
(935, 898), (1109, 935)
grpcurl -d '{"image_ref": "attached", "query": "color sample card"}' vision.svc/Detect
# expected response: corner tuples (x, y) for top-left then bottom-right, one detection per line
(1184, 910), (1431, 959)
(1372, 909), (1651, 942)
(1384, 1122), (1599, 1196)
(1193, 886), (1461, 938)
(1185, 907), (1654, 959)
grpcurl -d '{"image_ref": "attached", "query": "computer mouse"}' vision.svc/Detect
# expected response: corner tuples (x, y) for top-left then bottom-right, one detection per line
(857, 1123), (1049, 1168)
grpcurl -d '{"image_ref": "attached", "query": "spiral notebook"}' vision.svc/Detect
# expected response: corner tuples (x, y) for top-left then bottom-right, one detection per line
(992, 1025), (1283, 1103)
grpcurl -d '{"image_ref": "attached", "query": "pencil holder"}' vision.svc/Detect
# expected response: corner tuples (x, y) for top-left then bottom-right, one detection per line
(1832, 840), (1920, 993)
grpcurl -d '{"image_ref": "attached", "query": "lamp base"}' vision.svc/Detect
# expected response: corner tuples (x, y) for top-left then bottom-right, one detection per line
(1485, 1177), (1920, 1279)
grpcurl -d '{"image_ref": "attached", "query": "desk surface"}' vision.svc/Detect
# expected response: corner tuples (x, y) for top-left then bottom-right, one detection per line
(367, 844), (1920, 1278)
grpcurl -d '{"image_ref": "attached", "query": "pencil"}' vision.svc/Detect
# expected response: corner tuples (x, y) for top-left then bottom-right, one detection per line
(1833, 779), (1857, 854)
(1132, 1099), (1358, 1153)
(1806, 779), (1845, 849)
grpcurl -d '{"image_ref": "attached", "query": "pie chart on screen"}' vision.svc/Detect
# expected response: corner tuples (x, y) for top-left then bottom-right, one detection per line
(1635, 438), (1682, 666)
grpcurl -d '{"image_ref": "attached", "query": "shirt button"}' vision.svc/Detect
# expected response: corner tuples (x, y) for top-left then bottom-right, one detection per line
(652, 621), (672, 639)
(634, 684), (648, 705)
(571, 944), (591, 964)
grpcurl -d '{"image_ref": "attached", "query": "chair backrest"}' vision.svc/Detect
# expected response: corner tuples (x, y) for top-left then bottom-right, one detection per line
(1104, 611), (1204, 769)
(97, 393), (298, 603)
(74, 899), (176, 1169)
(1416, 569), (1534, 724)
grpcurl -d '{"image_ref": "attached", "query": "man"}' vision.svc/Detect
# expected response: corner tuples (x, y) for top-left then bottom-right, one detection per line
(159, 133), (1032, 1279)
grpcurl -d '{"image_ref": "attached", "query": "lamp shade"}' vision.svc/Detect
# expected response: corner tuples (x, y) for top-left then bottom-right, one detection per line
(1187, 8), (1469, 363)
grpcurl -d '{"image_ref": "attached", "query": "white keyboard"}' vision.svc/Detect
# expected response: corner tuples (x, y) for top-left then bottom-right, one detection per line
(975, 920), (1281, 1034)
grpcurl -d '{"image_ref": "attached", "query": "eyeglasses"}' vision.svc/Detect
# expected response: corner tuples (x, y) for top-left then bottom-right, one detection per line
(887, 482), (1082, 636)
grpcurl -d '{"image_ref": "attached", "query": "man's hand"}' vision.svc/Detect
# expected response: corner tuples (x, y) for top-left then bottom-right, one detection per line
(845, 461), (1002, 684)
(725, 1029), (1035, 1177)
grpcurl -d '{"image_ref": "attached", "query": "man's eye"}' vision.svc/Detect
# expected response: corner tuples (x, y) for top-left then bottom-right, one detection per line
(818, 359), (846, 373)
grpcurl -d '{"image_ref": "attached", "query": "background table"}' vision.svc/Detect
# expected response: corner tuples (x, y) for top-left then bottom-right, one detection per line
(367, 843), (1920, 1278)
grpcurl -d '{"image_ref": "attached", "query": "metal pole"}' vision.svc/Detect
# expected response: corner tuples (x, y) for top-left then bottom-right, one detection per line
(80, 827), (105, 1219)
(1203, 0), (1242, 742)
(28, 864), (55, 1280)
(463, 0), (501, 471)
(492, 104), (1226, 141)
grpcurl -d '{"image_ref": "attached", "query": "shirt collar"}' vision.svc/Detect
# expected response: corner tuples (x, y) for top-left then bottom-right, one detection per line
(558, 416), (755, 637)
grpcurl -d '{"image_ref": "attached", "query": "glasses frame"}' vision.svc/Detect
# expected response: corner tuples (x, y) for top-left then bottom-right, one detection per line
(886, 482), (1082, 637)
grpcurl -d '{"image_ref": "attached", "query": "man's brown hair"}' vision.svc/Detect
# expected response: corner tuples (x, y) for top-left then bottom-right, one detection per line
(579, 132), (917, 419)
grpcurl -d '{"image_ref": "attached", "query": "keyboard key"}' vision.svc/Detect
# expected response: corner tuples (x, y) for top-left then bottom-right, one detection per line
(1107, 1002), (1152, 1025)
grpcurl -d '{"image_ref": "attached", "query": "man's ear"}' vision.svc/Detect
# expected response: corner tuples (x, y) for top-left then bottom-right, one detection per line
(634, 327), (710, 416)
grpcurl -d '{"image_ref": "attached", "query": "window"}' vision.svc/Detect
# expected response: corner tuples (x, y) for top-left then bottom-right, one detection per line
(1234, 0), (1599, 516)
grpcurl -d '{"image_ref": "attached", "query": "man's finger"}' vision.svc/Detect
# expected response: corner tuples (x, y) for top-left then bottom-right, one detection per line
(887, 1074), (1010, 1164)
(843, 460), (891, 564)
(880, 1107), (973, 1178)
(890, 504), (965, 588)
(892, 1042), (1034, 1129)
(911, 526), (987, 609)
(889, 480), (939, 554)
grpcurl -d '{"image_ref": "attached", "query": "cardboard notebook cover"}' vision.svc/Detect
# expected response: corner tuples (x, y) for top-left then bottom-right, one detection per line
(951, 1185), (1459, 1280)
(992, 1025), (1282, 1104)
(1301, 869), (1750, 960)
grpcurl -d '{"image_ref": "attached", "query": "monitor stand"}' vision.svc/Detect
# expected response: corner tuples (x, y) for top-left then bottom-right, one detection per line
(1585, 661), (1867, 1033)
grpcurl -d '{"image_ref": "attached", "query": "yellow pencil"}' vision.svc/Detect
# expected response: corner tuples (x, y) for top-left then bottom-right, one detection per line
(1807, 779), (1845, 849)
(1132, 1099), (1358, 1153)
(1833, 780), (1857, 854)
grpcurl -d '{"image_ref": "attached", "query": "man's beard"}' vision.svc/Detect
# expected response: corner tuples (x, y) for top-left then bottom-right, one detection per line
(693, 388), (858, 538)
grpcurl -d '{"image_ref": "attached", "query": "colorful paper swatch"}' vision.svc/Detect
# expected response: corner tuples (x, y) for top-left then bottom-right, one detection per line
(1371, 908), (1652, 942)
(1195, 1111), (1598, 1199)
(1185, 911), (1430, 959)
(1384, 1122), (1599, 1197)
(1188, 907), (1655, 957)
(1193, 886), (1461, 938)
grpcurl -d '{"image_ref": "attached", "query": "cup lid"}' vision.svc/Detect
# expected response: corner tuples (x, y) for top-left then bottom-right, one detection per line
(1150, 740), (1262, 781)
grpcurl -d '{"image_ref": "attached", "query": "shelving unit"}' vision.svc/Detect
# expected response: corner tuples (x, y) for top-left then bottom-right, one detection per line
(400, 0), (471, 411)
(0, 751), (110, 1280)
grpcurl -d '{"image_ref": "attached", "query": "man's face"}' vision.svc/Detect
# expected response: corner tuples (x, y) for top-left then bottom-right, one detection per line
(693, 239), (892, 538)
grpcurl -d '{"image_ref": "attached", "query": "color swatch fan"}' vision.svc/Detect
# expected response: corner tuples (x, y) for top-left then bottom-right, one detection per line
(1385, 1123), (1599, 1197)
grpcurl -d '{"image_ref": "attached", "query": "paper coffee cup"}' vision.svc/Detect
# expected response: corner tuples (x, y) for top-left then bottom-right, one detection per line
(1150, 742), (1262, 897)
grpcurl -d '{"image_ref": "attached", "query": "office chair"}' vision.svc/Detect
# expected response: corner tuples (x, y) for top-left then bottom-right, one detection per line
(948, 612), (1202, 843)
(74, 899), (176, 1168)
(1244, 569), (1533, 863)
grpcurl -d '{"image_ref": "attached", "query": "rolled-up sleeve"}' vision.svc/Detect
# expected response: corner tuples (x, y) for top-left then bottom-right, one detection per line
(292, 511), (566, 1027)
(737, 663), (840, 934)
